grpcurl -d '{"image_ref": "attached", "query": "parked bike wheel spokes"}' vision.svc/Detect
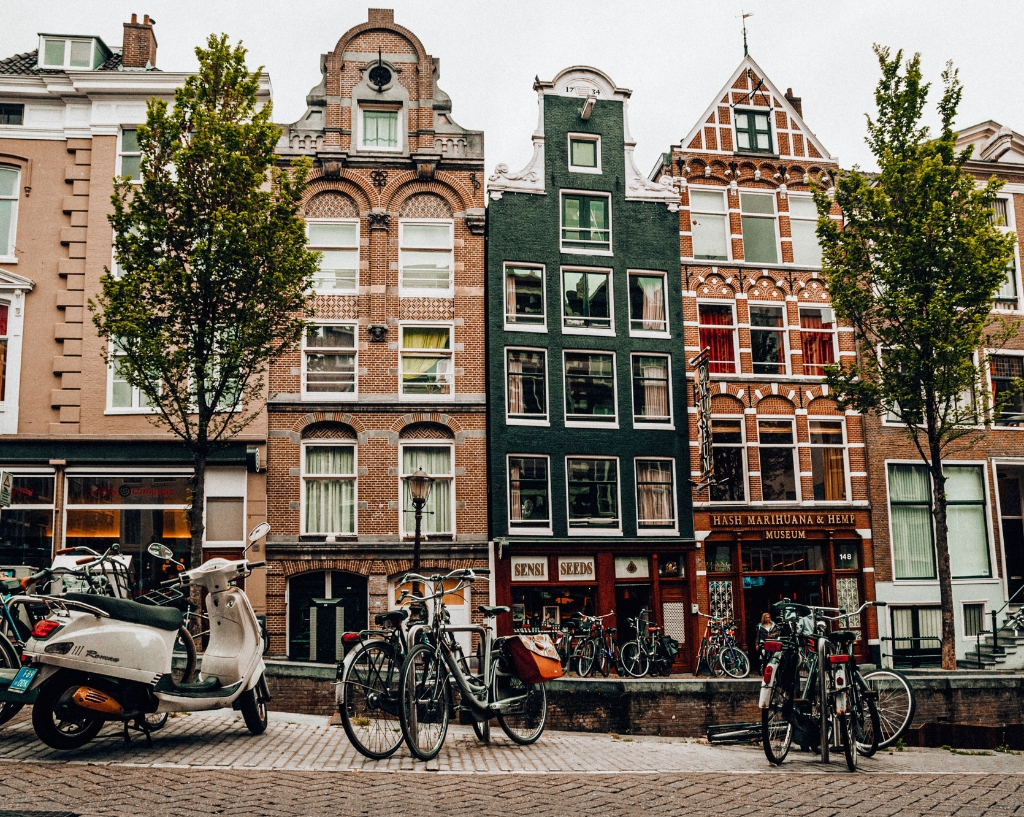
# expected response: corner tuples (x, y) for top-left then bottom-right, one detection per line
(619, 641), (648, 677)
(493, 660), (547, 745)
(399, 643), (451, 761)
(761, 684), (793, 765)
(718, 646), (750, 678)
(861, 669), (915, 749)
(853, 691), (880, 758)
(341, 640), (404, 760)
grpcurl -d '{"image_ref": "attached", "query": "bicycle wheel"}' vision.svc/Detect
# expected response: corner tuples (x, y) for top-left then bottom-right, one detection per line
(0, 633), (24, 728)
(596, 643), (610, 677)
(619, 641), (649, 677)
(853, 690), (880, 758)
(761, 674), (794, 765)
(576, 638), (597, 678)
(341, 639), (404, 760)
(861, 669), (915, 749)
(710, 645), (727, 677)
(493, 654), (547, 745)
(718, 646), (751, 679)
(839, 712), (857, 772)
(817, 641), (829, 764)
(399, 642), (451, 761)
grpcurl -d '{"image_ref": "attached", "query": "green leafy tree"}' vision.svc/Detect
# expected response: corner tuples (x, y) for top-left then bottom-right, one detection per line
(91, 35), (318, 573)
(814, 47), (1017, 669)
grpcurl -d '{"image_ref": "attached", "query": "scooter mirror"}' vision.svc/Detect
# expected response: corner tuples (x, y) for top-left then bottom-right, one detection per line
(248, 522), (271, 545)
(148, 542), (174, 560)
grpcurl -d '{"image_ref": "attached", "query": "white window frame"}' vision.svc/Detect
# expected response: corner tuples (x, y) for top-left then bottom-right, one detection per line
(567, 133), (601, 174)
(399, 441), (455, 537)
(118, 128), (141, 183)
(988, 348), (1024, 428)
(503, 262), (547, 332)
(38, 37), (98, 70)
(687, 185), (731, 262)
(560, 265), (615, 336)
(0, 290), (28, 433)
(105, 342), (157, 415)
(797, 305), (838, 377)
(506, 453), (553, 535)
(563, 349), (619, 429)
(204, 467), (247, 546)
(398, 322), (454, 402)
(306, 218), (360, 294)
(708, 414), (748, 505)
(301, 441), (358, 537)
(634, 457), (678, 535)
(787, 194), (823, 268)
(356, 105), (403, 153)
(505, 346), (549, 426)
(565, 455), (623, 536)
(560, 190), (612, 256)
(629, 352), (674, 430)
(301, 323), (358, 401)
(733, 107), (776, 155)
(739, 190), (781, 265)
(697, 299), (739, 375)
(748, 301), (790, 376)
(628, 270), (670, 338)
(992, 195), (1021, 312)
(398, 218), (454, 298)
(961, 600), (988, 642)
(0, 165), (20, 261)
(757, 416), (800, 503)
(807, 417), (850, 504)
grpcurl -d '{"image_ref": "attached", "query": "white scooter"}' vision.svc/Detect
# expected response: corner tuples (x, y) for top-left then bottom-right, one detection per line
(5, 523), (272, 750)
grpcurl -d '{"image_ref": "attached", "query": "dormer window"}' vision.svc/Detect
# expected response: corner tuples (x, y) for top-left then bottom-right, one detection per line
(39, 37), (103, 70)
(735, 109), (773, 154)
(359, 107), (400, 152)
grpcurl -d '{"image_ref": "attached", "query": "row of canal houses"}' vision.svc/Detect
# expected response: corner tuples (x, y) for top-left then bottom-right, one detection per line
(1, 9), (1023, 670)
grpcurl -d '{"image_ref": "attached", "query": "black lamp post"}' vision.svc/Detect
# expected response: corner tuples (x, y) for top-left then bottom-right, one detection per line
(407, 467), (433, 577)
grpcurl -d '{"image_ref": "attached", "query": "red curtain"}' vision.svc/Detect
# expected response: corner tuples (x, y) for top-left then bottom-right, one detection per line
(699, 305), (736, 374)
(800, 312), (835, 375)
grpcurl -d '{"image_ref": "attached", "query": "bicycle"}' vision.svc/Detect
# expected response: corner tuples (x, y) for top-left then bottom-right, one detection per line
(695, 612), (749, 678)
(619, 608), (677, 677)
(397, 568), (549, 760)
(571, 612), (614, 677)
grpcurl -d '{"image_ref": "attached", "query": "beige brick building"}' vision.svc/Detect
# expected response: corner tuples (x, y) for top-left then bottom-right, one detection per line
(267, 9), (488, 661)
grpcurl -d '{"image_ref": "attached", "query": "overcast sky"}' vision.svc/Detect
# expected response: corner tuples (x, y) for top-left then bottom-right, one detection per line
(6, 1), (1022, 176)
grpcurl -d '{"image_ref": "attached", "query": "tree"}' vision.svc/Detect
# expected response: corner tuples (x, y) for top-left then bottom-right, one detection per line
(91, 35), (318, 575)
(813, 47), (1017, 670)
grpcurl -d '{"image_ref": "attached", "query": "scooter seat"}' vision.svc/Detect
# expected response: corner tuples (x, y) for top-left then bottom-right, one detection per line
(65, 593), (184, 632)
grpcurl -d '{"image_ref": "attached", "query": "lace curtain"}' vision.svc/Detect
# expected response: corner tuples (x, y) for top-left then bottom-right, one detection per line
(304, 447), (355, 534)
(402, 447), (452, 534)
(637, 460), (674, 526)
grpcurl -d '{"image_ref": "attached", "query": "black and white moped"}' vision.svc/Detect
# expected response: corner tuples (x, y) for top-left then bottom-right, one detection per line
(8, 523), (273, 750)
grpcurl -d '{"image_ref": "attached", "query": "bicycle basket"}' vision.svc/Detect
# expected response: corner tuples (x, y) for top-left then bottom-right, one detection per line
(508, 634), (564, 684)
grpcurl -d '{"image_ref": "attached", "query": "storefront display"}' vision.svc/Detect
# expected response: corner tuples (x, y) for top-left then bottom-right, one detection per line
(0, 473), (55, 569)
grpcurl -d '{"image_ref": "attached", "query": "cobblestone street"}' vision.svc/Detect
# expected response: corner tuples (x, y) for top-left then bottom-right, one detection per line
(1, 710), (1023, 816)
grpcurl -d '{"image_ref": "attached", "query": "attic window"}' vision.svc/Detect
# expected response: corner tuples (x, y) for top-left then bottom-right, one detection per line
(735, 109), (773, 154)
(39, 37), (99, 70)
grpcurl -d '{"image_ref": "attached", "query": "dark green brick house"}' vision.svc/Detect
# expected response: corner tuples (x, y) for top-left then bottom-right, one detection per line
(487, 67), (696, 663)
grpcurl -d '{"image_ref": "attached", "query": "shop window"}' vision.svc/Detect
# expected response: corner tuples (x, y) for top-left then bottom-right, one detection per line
(360, 108), (399, 150)
(564, 351), (617, 424)
(689, 188), (729, 261)
(735, 110), (773, 153)
(0, 474), (54, 569)
(799, 307), (836, 376)
(758, 419), (797, 502)
(303, 444), (356, 535)
(710, 418), (746, 502)
(306, 221), (359, 293)
(788, 196), (823, 267)
(506, 348), (547, 423)
(508, 455), (550, 531)
(809, 420), (847, 501)
(400, 221), (453, 295)
(399, 325), (453, 398)
(706, 544), (733, 573)
(698, 303), (736, 373)
(629, 272), (668, 335)
(740, 192), (778, 264)
(562, 268), (612, 331)
(401, 445), (453, 536)
(568, 134), (600, 172)
(566, 457), (620, 530)
(658, 553), (685, 578)
(510, 585), (597, 634)
(303, 324), (357, 397)
(561, 192), (610, 253)
(631, 354), (671, 426)
(635, 459), (676, 530)
(504, 265), (546, 329)
(0, 166), (20, 259)
(742, 543), (824, 572)
(206, 497), (244, 543)
(990, 355), (1024, 425)
(750, 304), (786, 375)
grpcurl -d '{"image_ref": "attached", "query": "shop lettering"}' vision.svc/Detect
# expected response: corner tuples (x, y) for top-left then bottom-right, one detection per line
(712, 513), (856, 527)
(763, 530), (808, 540)
(559, 561), (594, 577)
(513, 562), (546, 578)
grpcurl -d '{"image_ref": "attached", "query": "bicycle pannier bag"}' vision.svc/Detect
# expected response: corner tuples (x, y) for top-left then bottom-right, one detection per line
(660, 635), (680, 659)
(509, 634), (564, 684)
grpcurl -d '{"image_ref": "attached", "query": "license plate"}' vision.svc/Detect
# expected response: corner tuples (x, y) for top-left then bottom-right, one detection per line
(9, 666), (38, 694)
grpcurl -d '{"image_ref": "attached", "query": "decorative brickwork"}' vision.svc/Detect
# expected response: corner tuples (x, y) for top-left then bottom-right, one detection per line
(399, 192), (453, 219)
(303, 191), (359, 219)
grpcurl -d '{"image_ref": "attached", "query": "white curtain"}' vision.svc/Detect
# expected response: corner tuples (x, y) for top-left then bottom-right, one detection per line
(945, 466), (991, 578)
(509, 461), (522, 521)
(637, 460), (674, 526)
(643, 360), (669, 419)
(403, 447), (452, 534)
(304, 447), (355, 534)
(507, 355), (524, 414)
(638, 277), (665, 331)
(889, 464), (935, 579)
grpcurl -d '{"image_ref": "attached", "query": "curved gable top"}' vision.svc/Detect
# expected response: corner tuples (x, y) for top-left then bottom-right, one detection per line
(956, 121), (1024, 165)
(535, 65), (631, 101)
(330, 8), (429, 69)
(679, 55), (834, 163)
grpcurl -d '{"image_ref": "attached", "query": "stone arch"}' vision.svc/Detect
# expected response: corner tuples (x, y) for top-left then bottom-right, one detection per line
(695, 273), (738, 298)
(399, 192), (453, 219)
(398, 421), (455, 440)
(748, 275), (788, 299)
(711, 394), (745, 414)
(795, 278), (831, 302)
(303, 191), (359, 219)
(290, 411), (367, 436)
(385, 173), (475, 215)
(301, 421), (357, 440)
(755, 395), (796, 415)
(390, 412), (463, 437)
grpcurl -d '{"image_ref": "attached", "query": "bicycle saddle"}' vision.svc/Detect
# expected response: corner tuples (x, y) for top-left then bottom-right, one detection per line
(477, 605), (510, 617)
(374, 608), (410, 627)
(827, 630), (857, 646)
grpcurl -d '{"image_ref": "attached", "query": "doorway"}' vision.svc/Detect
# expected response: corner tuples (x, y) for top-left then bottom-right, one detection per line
(742, 574), (822, 651)
(287, 571), (368, 662)
(615, 583), (652, 643)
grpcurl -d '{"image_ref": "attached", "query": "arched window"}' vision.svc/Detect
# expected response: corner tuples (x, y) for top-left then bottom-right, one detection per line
(301, 423), (358, 535)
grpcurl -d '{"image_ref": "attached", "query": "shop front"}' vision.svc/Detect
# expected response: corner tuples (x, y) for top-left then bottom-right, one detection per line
(697, 510), (875, 661)
(495, 540), (697, 670)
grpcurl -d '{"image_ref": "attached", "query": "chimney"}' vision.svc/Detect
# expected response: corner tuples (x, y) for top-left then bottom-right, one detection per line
(122, 13), (157, 69)
(784, 87), (802, 118)
(367, 8), (395, 25)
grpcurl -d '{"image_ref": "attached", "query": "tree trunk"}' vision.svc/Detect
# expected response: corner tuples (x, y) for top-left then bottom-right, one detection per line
(930, 448), (958, 671)
(188, 448), (208, 622)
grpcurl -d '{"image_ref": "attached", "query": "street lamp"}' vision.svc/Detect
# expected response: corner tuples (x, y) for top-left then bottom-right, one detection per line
(407, 467), (433, 577)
